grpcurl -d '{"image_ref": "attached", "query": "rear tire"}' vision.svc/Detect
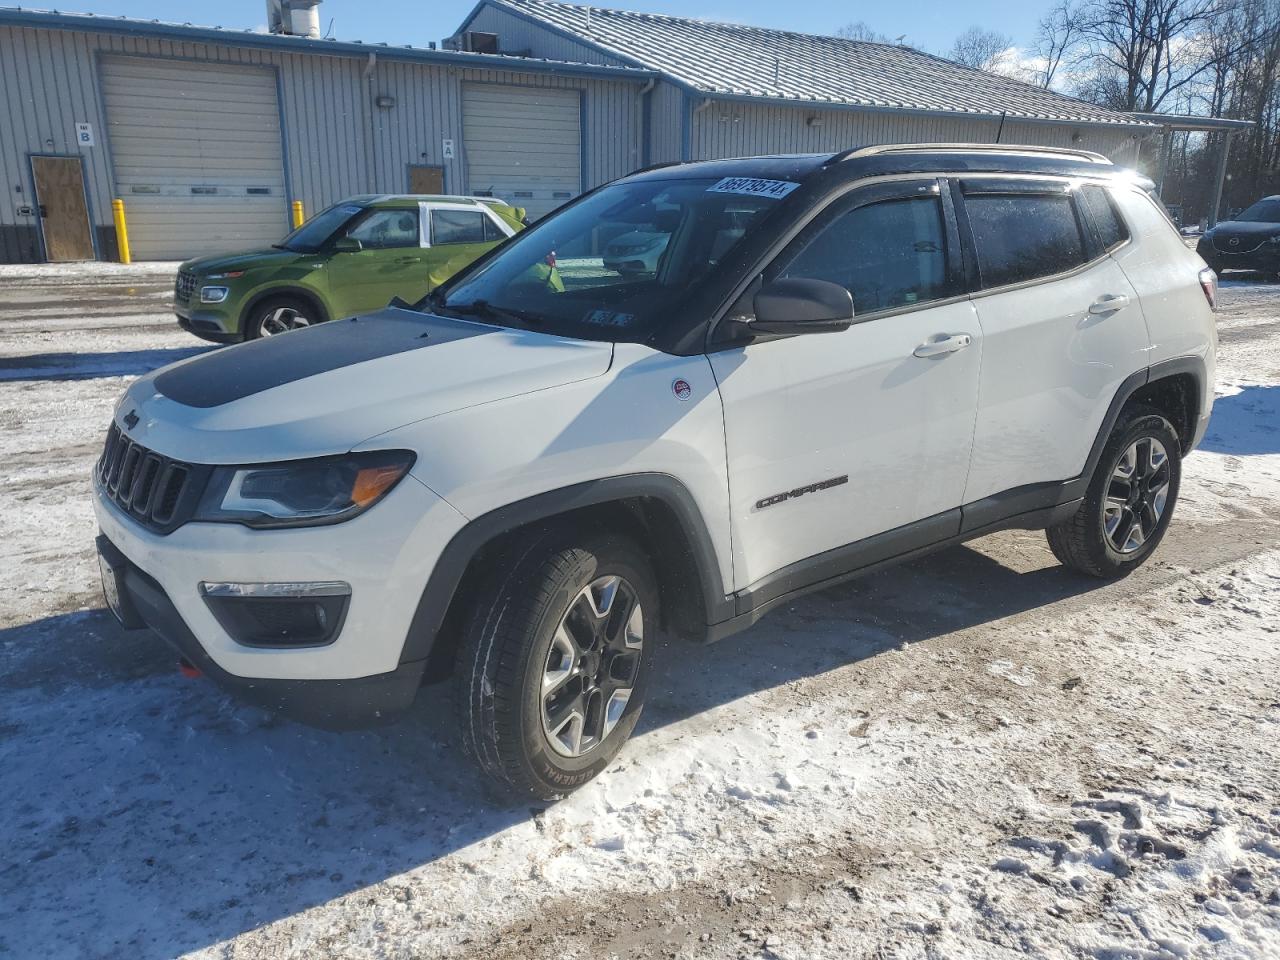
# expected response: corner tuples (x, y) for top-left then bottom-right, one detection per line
(1046, 405), (1181, 578)
(246, 296), (316, 339)
(455, 529), (658, 801)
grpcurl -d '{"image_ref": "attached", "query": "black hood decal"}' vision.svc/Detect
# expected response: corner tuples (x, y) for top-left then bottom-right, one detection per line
(154, 309), (492, 409)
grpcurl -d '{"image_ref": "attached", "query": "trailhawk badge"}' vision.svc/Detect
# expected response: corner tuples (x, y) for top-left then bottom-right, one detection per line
(672, 378), (693, 401)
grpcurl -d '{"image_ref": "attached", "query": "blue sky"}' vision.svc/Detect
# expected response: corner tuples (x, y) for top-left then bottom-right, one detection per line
(59, 1), (1050, 56)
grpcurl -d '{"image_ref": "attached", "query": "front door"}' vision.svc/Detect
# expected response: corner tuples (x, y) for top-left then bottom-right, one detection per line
(709, 180), (983, 594)
(31, 156), (94, 262)
(325, 206), (428, 317)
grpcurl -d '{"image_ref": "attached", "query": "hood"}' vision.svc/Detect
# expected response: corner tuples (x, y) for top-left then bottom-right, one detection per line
(1208, 220), (1280, 252)
(119, 307), (614, 464)
(182, 248), (300, 274)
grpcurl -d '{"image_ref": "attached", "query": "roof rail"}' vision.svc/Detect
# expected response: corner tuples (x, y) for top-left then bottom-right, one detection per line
(631, 160), (687, 175)
(825, 143), (1112, 166)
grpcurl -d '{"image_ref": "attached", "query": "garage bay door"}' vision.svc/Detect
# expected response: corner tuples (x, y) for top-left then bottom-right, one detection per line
(462, 84), (581, 220)
(100, 57), (287, 260)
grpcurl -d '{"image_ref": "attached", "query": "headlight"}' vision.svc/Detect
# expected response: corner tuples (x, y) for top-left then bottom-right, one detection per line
(200, 286), (230, 303)
(194, 450), (415, 528)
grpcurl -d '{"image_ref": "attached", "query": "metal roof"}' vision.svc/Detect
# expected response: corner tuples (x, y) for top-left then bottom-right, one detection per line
(0, 6), (657, 80)
(482, 0), (1156, 128)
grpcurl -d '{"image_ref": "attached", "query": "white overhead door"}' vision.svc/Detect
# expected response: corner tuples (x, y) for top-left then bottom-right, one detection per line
(462, 83), (581, 221)
(100, 56), (287, 260)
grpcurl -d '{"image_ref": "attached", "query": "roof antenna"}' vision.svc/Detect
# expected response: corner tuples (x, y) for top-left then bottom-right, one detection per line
(773, 57), (780, 85)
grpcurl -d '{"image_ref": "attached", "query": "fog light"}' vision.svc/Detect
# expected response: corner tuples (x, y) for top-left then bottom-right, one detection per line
(200, 581), (350, 648)
(200, 285), (229, 303)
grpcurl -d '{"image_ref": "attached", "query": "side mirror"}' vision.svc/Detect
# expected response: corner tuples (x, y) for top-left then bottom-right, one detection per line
(332, 237), (363, 253)
(750, 278), (854, 336)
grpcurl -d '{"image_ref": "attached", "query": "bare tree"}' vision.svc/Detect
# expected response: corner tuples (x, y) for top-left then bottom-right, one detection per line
(948, 26), (1015, 71)
(835, 21), (898, 44)
(1034, 0), (1085, 88)
(1074, 0), (1236, 112)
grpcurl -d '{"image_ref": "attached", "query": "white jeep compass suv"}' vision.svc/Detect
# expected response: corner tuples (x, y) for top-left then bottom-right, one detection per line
(95, 145), (1218, 800)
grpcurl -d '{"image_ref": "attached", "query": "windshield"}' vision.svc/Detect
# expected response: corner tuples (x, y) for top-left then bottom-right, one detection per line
(433, 177), (791, 340)
(277, 202), (365, 252)
(1236, 199), (1280, 223)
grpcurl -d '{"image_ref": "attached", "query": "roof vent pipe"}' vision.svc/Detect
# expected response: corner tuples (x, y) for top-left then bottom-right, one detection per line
(267, 0), (321, 38)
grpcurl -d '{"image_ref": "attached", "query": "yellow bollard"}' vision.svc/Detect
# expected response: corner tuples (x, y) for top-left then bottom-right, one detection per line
(291, 200), (305, 229)
(112, 198), (131, 264)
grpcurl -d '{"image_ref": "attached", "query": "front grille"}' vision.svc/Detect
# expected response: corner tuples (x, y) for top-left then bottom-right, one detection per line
(96, 423), (204, 533)
(1213, 235), (1265, 254)
(175, 270), (197, 302)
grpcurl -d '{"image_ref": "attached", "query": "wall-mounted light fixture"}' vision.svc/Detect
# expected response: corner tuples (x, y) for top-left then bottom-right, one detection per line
(375, 94), (396, 109)
(806, 116), (824, 128)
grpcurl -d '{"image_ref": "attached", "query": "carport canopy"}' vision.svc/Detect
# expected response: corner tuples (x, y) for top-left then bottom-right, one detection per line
(1129, 112), (1256, 227)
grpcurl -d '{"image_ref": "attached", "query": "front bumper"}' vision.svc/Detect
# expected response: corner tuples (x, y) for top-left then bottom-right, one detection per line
(98, 535), (423, 729)
(1197, 239), (1280, 273)
(93, 471), (468, 724)
(175, 297), (242, 342)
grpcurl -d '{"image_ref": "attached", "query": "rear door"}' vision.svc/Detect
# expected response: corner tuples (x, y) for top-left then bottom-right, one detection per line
(710, 179), (983, 593)
(957, 178), (1150, 510)
(423, 205), (508, 290)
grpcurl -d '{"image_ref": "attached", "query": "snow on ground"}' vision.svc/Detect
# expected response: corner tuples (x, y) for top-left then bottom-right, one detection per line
(0, 264), (1277, 960)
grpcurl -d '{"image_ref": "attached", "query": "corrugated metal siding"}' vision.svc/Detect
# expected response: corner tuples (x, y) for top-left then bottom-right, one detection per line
(0, 23), (645, 261)
(465, 5), (629, 66)
(689, 102), (1144, 164)
(691, 102), (1002, 160)
(648, 81), (683, 164)
(1000, 119), (1142, 164)
(1, 25), (116, 261)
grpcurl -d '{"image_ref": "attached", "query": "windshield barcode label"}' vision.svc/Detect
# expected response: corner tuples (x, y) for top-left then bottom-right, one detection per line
(707, 177), (799, 199)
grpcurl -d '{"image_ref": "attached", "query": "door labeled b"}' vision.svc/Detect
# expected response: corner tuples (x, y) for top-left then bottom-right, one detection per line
(31, 156), (94, 262)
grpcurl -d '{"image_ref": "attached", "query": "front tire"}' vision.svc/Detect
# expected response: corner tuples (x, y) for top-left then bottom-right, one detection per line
(455, 529), (658, 801)
(1046, 405), (1181, 578)
(246, 296), (315, 339)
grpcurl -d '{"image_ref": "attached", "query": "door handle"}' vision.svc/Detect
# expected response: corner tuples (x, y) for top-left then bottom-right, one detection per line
(1088, 293), (1130, 315)
(913, 333), (972, 358)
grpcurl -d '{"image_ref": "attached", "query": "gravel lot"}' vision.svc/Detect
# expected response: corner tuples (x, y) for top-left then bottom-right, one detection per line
(1, 262), (1278, 960)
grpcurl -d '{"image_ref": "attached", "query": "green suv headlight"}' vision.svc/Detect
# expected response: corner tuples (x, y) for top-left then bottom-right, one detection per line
(200, 286), (230, 303)
(194, 450), (416, 528)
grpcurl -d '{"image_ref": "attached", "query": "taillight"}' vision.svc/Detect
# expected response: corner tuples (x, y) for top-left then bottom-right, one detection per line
(1198, 267), (1218, 310)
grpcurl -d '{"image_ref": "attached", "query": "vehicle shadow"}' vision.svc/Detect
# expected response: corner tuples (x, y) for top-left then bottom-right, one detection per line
(0, 535), (1106, 959)
(1198, 384), (1280, 455)
(0, 346), (214, 382)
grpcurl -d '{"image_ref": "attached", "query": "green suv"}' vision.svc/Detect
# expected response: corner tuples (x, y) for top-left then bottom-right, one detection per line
(174, 195), (525, 341)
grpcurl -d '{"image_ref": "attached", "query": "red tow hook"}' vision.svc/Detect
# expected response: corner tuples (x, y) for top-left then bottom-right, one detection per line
(178, 658), (203, 679)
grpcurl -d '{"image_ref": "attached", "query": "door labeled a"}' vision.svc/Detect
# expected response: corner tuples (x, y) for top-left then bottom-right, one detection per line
(31, 157), (94, 262)
(409, 165), (445, 195)
(710, 182), (983, 593)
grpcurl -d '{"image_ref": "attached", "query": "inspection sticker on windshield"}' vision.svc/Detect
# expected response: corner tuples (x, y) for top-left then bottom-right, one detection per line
(707, 177), (799, 199)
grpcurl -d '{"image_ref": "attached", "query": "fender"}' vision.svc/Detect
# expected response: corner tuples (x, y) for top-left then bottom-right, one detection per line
(398, 473), (734, 665)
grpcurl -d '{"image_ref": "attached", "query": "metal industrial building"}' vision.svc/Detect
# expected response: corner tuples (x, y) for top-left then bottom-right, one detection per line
(2, 0), (1163, 264)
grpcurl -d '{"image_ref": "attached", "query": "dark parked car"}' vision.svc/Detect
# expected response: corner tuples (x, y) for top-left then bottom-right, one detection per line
(1196, 196), (1280, 278)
